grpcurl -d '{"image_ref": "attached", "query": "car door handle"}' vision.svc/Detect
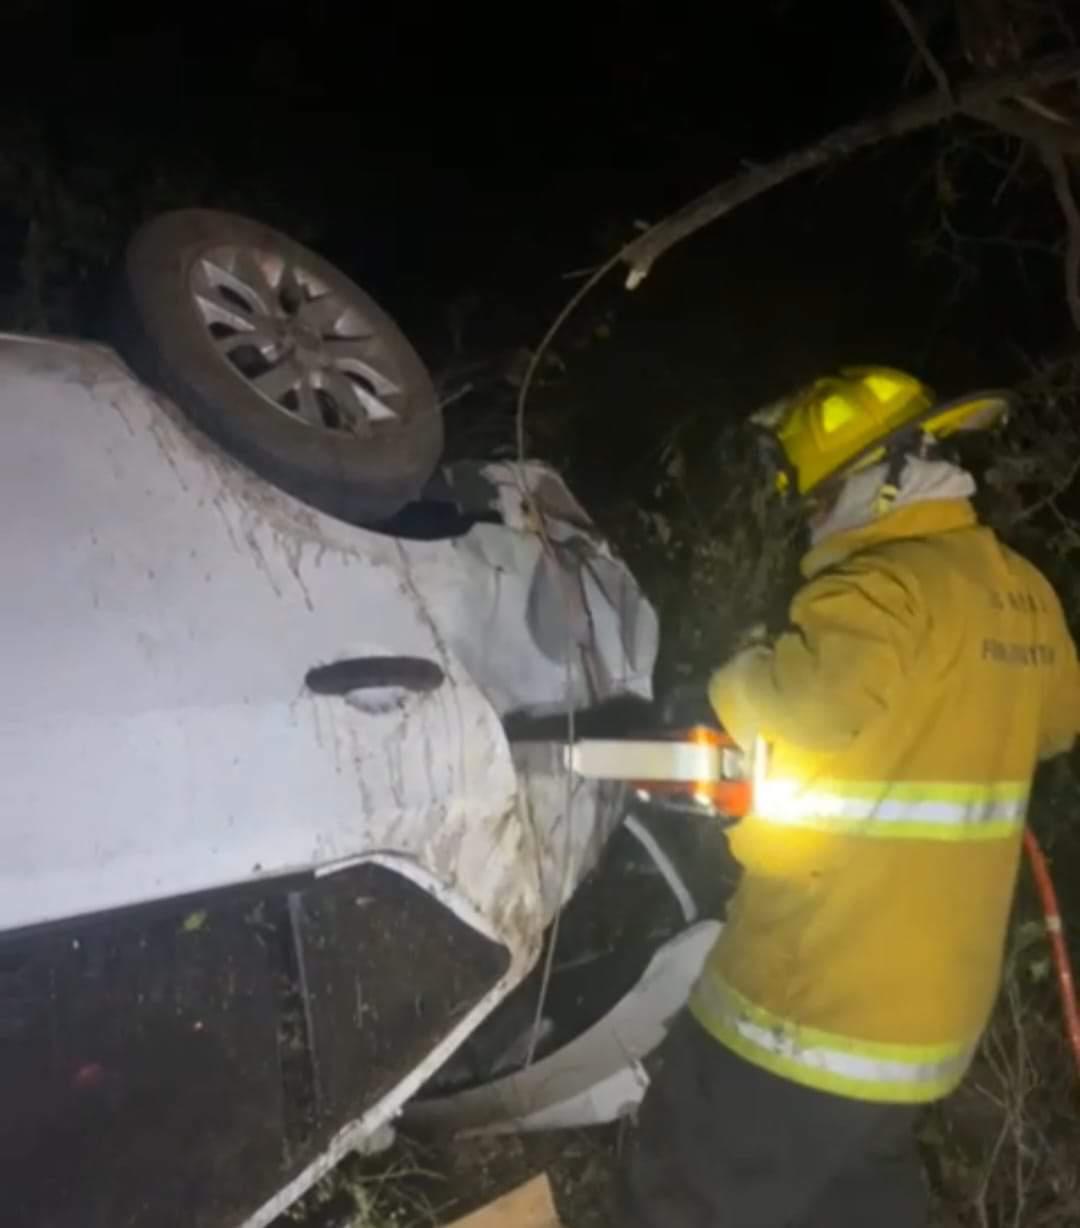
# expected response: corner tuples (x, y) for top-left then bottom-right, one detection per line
(305, 656), (445, 696)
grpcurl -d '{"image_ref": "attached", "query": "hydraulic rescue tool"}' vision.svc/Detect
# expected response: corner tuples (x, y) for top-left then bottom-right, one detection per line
(568, 723), (1080, 1081)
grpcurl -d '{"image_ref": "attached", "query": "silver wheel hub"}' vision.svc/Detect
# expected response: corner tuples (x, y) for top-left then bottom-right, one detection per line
(189, 244), (405, 436)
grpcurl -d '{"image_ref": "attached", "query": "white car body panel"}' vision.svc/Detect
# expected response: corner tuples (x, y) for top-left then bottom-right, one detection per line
(0, 335), (655, 939)
(0, 333), (660, 1225)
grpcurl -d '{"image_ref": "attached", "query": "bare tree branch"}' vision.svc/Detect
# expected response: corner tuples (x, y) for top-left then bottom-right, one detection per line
(516, 51), (1080, 462)
(1041, 146), (1080, 332)
(621, 49), (1080, 286)
(975, 100), (1080, 155)
(1018, 94), (1079, 127)
(887, 0), (953, 100)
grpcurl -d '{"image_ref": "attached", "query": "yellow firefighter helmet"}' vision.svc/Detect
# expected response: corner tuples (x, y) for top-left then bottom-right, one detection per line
(758, 366), (1012, 497)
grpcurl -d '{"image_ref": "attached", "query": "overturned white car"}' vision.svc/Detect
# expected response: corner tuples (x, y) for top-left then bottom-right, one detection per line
(0, 212), (729, 1228)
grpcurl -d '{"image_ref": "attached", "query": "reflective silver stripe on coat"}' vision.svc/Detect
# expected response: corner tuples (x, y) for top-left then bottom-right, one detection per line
(752, 778), (1029, 839)
(692, 976), (975, 1100)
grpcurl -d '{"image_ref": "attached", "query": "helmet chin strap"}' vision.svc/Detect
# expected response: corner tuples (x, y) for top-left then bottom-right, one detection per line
(810, 439), (974, 547)
(751, 423), (800, 498)
(874, 428), (939, 517)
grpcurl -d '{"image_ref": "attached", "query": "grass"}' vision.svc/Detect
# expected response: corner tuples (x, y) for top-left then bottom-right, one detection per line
(279, 1143), (449, 1228)
(278, 1129), (623, 1228)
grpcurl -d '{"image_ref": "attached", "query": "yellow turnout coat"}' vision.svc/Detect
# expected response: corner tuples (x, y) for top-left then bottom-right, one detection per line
(697, 499), (1080, 1102)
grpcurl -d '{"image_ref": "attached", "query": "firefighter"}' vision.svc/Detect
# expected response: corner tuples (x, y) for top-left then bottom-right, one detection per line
(621, 367), (1080, 1228)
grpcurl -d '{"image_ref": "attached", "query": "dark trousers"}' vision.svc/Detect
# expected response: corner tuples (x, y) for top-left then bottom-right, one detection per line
(619, 1014), (927, 1228)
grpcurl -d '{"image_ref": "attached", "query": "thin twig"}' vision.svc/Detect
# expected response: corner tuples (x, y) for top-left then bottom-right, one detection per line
(512, 268), (624, 1074)
(511, 299), (605, 1070)
(976, 100), (1080, 156)
(514, 259), (622, 468)
(1041, 145), (1080, 333)
(1007, 447), (1080, 526)
(1009, 978), (1030, 1228)
(886, 0), (954, 100)
(992, 141), (1029, 207)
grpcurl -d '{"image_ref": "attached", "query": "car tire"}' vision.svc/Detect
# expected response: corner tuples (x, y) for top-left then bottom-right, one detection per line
(113, 209), (443, 525)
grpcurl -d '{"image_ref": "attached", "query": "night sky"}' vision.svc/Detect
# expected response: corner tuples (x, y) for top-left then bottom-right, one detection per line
(0, 2), (1072, 480)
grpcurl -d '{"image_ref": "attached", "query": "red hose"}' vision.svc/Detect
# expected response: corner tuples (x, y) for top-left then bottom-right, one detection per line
(1023, 827), (1080, 1079)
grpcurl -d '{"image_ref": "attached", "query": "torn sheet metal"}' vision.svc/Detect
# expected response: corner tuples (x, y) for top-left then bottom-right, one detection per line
(441, 468), (656, 717)
(411, 921), (722, 1135)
